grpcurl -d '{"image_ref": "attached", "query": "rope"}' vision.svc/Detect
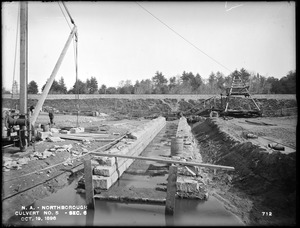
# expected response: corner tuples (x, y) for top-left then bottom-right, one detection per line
(73, 31), (79, 127)
(135, 2), (232, 73)
(61, 1), (75, 25)
(2, 169), (68, 201)
(11, 3), (20, 109)
(57, 2), (72, 30)
(3, 133), (127, 183)
(57, 1), (79, 126)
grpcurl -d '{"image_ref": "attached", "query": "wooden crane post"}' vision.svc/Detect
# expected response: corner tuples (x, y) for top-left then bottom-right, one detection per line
(30, 26), (77, 126)
(19, 1), (28, 115)
(165, 165), (178, 215)
(84, 159), (95, 210)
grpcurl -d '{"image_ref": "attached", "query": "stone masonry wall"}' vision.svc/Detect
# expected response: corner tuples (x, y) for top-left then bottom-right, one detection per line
(91, 117), (166, 190)
(174, 117), (208, 200)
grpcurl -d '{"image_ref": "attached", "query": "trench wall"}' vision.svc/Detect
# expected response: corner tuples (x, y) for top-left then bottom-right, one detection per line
(3, 95), (297, 117)
(2, 94), (297, 100)
(91, 116), (166, 190)
(192, 118), (296, 218)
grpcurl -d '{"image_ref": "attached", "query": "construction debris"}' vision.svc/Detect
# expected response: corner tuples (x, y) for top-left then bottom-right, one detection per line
(2, 143), (76, 171)
(245, 120), (277, 126)
(46, 136), (65, 142)
(60, 130), (70, 134)
(37, 131), (53, 140)
(50, 128), (60, 133)
(268, 143), (285, 151)
(70, 127), (85, 134)
(246, 133), (258, 139)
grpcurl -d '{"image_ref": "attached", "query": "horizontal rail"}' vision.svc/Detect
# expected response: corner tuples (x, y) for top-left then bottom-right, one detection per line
(91, 152), (235, 171)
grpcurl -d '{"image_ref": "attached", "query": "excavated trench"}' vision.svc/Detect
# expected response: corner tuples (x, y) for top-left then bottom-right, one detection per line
(3, 95), (297, 226)
(191, 118), (296, 226)
(4, 115), (296, 226)
(7, 119), (245, 226)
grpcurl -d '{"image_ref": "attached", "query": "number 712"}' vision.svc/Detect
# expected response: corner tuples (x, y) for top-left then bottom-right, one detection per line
(262, 212), (272, 216)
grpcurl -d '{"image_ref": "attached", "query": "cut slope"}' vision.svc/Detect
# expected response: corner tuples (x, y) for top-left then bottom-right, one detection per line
(192, 118), (296, 226)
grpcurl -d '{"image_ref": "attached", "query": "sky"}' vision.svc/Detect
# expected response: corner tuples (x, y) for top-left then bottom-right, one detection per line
(2, 1), (296, 92)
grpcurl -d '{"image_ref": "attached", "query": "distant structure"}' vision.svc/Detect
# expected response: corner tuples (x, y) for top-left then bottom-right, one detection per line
(223, 73), (261, 117)
(12, 80), (19, 95)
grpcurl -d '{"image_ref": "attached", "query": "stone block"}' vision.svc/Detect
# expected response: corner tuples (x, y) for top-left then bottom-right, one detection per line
(92, 175), (111, 190)
(37, 131), (52, 140)
(93, 156), (115, 166)
(50, 128), (60, 133)
(109, 148), (121, 153)
(70, 127), (85, 133)
(91, 160), (99, 167)
(46, 136), (65, 142)
(60, 130), (70, 134)
(176, 177), (199, 193)
(94, 165), (115, 177)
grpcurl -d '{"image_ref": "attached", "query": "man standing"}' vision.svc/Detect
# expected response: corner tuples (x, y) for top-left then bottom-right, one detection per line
(49, 111), (54, 125)
(29, 105), (35, 114)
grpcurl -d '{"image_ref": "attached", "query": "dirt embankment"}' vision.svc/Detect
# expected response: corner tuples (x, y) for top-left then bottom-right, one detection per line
(192, 118), (296, 226)
(3, 97), (297, 117)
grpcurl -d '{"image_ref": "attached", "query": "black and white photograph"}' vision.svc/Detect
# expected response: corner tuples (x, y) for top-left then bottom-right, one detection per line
(2, 1), (296, 226)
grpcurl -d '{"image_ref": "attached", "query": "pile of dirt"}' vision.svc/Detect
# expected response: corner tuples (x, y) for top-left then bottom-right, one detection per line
(224, 97), (258, 110)
(192, 118), (296, 226)
(43, 98), (173, 118)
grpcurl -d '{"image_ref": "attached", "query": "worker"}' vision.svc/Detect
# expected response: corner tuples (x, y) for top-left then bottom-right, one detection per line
(49, 111), (54, 125)
(29, 105), (35, 114)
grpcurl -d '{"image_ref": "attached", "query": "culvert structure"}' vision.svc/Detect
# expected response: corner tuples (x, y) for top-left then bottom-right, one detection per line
(91, 117), (167, 190)
(87, 116), (233, 200)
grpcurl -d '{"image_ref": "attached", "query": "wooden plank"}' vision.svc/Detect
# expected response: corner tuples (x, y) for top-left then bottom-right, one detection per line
(94, 138), (116, 142)
(58, 135), (95, 141)
(165, 165), (177, 215)
(90, 152), (235, 171)
(67, 133), (109, 137)
(84, 159), (95, 210)
(245, 120), (276, 126)
(94, 195), (166, 205)
(55, 133), (111, 141)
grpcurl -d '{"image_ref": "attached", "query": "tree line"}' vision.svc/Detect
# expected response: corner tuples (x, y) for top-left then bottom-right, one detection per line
(2, 68), (296, 95)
